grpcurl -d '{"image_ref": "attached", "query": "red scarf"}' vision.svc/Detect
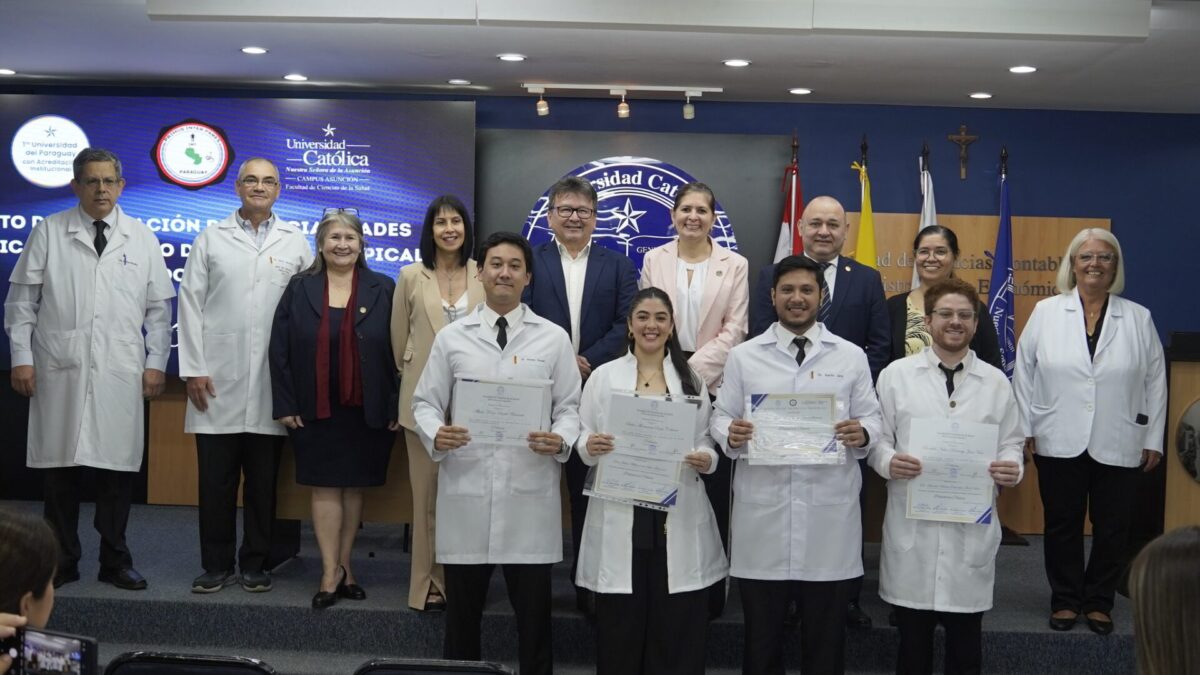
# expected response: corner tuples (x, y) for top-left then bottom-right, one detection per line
(315, 267), (363, 418)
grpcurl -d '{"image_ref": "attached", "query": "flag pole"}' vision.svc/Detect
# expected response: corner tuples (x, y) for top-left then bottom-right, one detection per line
(860, 134), (868, 167)
(921, 140), (930, 172)
(791, 130), (799, 165)
(1000, 145), (1009, 178)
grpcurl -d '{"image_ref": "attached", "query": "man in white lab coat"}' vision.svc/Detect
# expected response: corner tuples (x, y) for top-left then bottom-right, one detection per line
(870, 277), (1023, 674)
(177, 157), (313, 594)
(413, 231), (581, 675)
(5, 148), (175, 590)
(711, 255), (881, 675)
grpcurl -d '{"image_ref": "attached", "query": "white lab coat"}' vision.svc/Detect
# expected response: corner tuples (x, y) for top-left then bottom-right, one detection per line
(177, 212), (313, 435)
(711, 322), (882, 581)
(1014, 291), (1167, 467)
(573, 352), (728, 594)
(5, 205), (175, 471)
(412, 303), (582, 564)
(870, 348), (1024, 613)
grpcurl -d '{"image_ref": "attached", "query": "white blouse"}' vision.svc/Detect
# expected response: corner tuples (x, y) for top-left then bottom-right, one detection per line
(675, 258), (708, 352)
(441, 292), (469, 325)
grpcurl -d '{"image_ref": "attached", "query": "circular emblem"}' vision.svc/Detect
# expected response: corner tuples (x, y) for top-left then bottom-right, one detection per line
(522, 156), (738, 271)
(10, 115), (90, 188)
(151, 119), (234, 190)
(1177, 398), (1200, 483)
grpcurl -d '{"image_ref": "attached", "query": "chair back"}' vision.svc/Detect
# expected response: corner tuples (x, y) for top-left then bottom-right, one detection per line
(353, 658), (513, 674)
(104, 651), (277, 675)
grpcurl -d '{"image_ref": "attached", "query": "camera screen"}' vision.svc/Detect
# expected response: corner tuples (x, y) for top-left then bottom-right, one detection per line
(20, 630), (85, 674)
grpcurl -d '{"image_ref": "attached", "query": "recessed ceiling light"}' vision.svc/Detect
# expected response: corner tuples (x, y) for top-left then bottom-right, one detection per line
(241, 46), (268, 55)
(969, 92), (993, 99)
(283, 73), (308, 82)
(1009, 65), (1037, 74)
(789, 88), (812, 95)
(0, 68), (15, 76)
(723, 59), (752, 68)
(447, 79), (472, 86)
(497, 53), (527, 62)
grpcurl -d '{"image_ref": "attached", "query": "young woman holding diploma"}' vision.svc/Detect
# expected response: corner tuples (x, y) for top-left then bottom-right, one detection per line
(574, 287), (728, 675)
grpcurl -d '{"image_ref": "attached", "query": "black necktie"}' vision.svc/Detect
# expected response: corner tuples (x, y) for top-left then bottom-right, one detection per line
(818, 261), (832, 323)
(93, 220), (108, 256)
(496, 316), (508, 350)
(938, 363), (964, 398)
(793, 336), (808, 367)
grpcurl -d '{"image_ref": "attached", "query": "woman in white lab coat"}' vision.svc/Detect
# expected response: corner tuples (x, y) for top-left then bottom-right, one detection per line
(575, 286), (728, 675)
(1014, 228), (1167, 635)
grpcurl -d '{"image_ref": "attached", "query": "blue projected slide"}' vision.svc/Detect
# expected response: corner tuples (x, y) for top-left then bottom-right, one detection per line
(0, 95), (475, 370)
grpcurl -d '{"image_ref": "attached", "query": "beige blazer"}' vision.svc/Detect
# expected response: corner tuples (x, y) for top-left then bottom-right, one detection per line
(391, 261), (485, 430)
(639, 239), (749, 393)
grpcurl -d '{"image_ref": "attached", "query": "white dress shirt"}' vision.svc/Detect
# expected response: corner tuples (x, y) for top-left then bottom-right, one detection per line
(557, 241), (590, 352)
(711, 321), (881, 581)
(804, 253), (839, 301)
(871, 347), (1024, 613)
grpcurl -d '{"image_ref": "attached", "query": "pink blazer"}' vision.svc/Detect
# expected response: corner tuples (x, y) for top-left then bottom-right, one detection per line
(639, 239), (749, 394)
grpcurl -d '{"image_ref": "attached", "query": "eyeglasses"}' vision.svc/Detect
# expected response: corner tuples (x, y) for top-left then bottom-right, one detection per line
(932, 309), (977, 321)
(916, 247), (952, 259)
(323, 207), (359, 216)
(82, 177), (120, 188)
(1076, 252), (1116, 265)
(553, 206), (594, 219)
(240, 176), (279, 188)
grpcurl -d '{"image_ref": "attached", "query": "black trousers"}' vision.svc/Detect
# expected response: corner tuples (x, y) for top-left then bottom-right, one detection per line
(1034, 451), (1139, 614)
(739, 577), (853, 675)
(195, 433), (285, 574)
(443, 563), (553, 675)
(42, 466), (134, 573)
(594, 546), (711, 675)
(893, 606), (983, 675)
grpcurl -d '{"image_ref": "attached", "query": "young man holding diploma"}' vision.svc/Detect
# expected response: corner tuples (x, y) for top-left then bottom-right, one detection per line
(711, 255), (880, 675)
(412, 231), (581, 675)
(869, 277), (1023, 674)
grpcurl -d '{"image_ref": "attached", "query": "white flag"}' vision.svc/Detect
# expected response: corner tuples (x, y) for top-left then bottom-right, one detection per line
(911, 157), (938, 289)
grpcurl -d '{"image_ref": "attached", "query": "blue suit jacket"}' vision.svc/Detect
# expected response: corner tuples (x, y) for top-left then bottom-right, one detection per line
(750, 257), (890, 380)
(269, 269), (399, 428)
(523, 241), (638, 369)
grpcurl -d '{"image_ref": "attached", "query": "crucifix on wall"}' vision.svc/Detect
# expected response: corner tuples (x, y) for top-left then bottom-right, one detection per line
(947, 124), (979, 180)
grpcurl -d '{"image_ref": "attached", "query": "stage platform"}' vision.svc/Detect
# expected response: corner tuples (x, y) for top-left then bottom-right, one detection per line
(2, 500), (1134, 674)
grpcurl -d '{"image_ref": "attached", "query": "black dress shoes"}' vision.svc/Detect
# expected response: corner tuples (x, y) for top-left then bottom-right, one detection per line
(338, 579), (366, 601)
(98, 567), (147, 590)
(846, 601), (873, 629)
(1086, 613), (1114, 635)
(312, 590), (338, 610)
(1049, 612), (1078, 631)
(53, 568), (80, 589)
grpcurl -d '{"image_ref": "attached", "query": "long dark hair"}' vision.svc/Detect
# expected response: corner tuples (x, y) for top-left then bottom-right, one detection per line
(0, 508), (57, 615)
(419, 195), (474, 270)
(624, 287), (701, 397)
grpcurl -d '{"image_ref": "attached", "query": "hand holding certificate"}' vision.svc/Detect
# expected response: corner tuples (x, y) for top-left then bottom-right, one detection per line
(905, 418), (999, 524)
(451, 377), (552, 452)
(583, 392), (700, 509)
(746, 393), (844, 465)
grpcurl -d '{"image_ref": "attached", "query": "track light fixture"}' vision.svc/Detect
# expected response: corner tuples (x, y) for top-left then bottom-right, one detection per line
(682, 94), (695, 120)
(536, 96), (549, 116)
(617, 94), (630, 118)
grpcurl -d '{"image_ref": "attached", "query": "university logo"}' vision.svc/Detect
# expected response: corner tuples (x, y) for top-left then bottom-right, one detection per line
(522, 156), (738, 270)
(152, 119), (234, 190)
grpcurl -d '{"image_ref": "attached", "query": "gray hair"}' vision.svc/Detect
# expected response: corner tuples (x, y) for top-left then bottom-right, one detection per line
(72, 148), (123, 181)
(547, 175), (597, 208)
(1055, 227), (1126, 295)
(236, 157), (279, 181)
(301, 211), (370, 275)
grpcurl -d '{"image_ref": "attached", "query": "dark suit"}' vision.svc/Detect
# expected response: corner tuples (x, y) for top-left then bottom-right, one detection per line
(750, 256), (889, 615)
(885, 293), (1003, 370)
(751, 258), (890, 380)
(269, 269), (399, 428)
(523, 241), (638, 596)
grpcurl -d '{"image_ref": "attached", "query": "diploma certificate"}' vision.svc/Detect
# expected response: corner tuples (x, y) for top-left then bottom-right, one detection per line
(905, 417), (998, 524)
(608, 391), (701, 461)
(585, 454), (681, 510)
(452, 377), (552, 451)
(746, 393), (842, 465)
